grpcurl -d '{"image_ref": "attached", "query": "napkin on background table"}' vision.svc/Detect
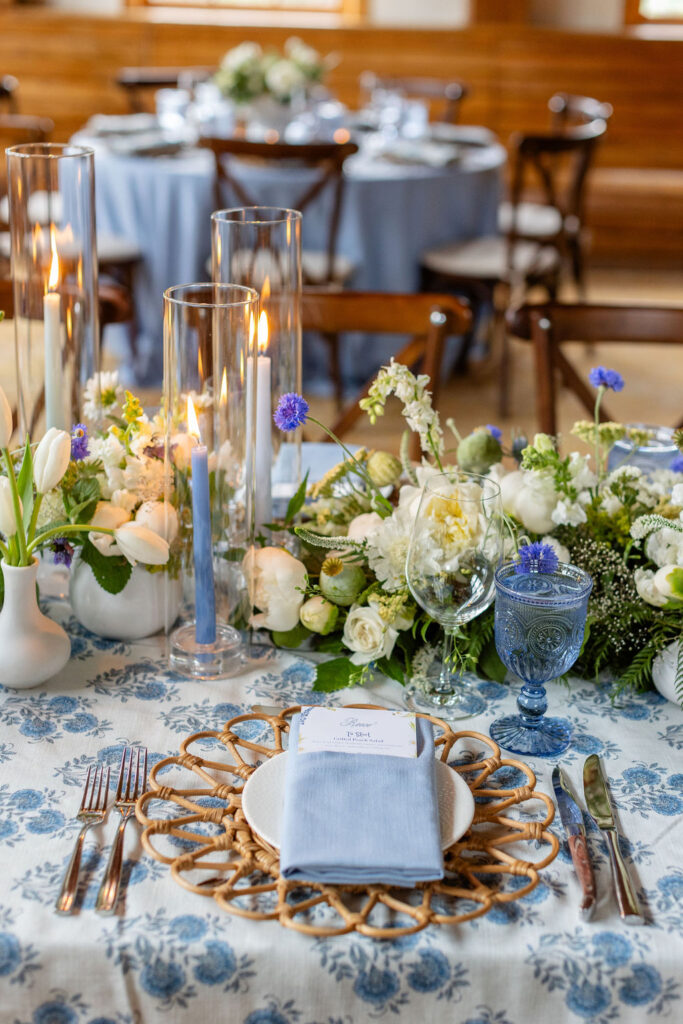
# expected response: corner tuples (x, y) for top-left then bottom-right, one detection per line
(280, 713), (444, 886)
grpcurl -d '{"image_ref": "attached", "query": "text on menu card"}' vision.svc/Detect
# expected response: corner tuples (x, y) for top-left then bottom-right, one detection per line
(297, 707), (418, 758)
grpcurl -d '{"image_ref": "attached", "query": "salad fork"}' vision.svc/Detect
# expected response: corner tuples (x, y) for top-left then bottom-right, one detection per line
(96, 746), (148, 915)
(55, 764), (111, 916)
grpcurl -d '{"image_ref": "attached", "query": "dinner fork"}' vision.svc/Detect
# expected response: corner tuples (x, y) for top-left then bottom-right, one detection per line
(55, 764), (111, 916)
(96, 746), (148, 915)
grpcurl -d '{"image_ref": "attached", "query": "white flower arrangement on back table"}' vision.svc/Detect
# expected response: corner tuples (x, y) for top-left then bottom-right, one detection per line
(242, 360), (683, 704)
(213, 37), (334, 105)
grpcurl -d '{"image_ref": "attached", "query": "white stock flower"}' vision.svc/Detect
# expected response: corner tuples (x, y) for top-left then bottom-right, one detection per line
(343, 604), (398, 665)
(567, 451), (596, 492)
(121, 456), (166, 503)
(265, 59), (306, 100)
(634, 567), (669, 608)
(135, 500), (179, 544)
(111, 489), (139, 515)
(243, 546), (307, 632)
(645, 526), (683, 568)
(0, 385), (12, 449)
(551, 499), (588, 528)
(0, 477), (19, 536)
(114, 521), (170, 566)
(33, 428), (71, 493)
(88, 501), (131, 556)
(346, 512), (383, 541)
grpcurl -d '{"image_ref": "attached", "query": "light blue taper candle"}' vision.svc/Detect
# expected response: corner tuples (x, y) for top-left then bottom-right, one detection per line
(189, 417), (216, 645)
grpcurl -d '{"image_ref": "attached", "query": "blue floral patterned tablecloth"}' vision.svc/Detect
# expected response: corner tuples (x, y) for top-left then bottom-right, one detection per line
(1, 601), (682, 1024)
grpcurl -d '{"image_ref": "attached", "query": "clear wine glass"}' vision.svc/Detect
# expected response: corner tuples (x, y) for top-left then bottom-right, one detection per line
(404, 471), (503, 720)
(490, 562), (593, 757)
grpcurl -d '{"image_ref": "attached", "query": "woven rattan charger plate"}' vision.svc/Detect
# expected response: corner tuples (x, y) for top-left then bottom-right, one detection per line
(136, 704), (559, 938)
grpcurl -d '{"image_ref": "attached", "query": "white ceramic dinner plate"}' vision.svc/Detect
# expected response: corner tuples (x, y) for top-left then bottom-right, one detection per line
(242, 752), (475, 852)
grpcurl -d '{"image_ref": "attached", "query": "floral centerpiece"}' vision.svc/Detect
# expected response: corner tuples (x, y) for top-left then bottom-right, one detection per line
(243, 361), (683, 705)
(213, 38), (332, 106)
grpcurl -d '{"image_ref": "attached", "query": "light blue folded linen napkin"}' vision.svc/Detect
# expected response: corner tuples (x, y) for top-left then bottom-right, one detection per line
(279, 713), (443, 886)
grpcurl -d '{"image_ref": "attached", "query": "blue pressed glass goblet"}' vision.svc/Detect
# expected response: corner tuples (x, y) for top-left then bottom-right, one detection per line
(489, 562), (593, 757)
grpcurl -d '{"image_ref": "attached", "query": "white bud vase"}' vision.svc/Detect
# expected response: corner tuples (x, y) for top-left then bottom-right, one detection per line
(652, 640), (682, 705)
(0, 559), (71, 689)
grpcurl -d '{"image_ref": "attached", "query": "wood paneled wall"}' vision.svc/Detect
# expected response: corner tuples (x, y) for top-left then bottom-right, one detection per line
(1, 9), (682, 264)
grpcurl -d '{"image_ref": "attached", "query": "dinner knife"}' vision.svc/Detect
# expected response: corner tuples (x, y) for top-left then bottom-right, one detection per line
(583, 754), (644, 925)
(552, 766), (596, 919)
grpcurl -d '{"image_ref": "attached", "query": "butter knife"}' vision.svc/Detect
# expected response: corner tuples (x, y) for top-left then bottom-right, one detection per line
(583, 754), (644, 925)
(552, 766), (596, 919)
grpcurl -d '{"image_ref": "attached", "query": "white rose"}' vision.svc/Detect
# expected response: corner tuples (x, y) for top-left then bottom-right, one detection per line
(243, 546), (307, 632)
(347, 512), (383, 541)
(499, 470), (526, 516)
(634, 568), (669, 608)
(343, 604), (398, 666)
(135, 500), (179, 545)
(88, 501), (131, 557)
(514, 475), (557, 533)
(265, 59), (306, 100)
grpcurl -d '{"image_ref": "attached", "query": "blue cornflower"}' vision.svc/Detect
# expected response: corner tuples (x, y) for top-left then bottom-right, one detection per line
(589, 366), (624, 392)
(51, 538), (74, 568)
(71, 423), (89, 461)
(273, 392), (309, 432)
(486, 424), (503, 442)
(515, 541), (560, 575)
(670, 454), (683, 473)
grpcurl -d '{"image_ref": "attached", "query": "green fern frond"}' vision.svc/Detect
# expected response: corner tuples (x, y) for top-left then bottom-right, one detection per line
(294, 527), (367, 552)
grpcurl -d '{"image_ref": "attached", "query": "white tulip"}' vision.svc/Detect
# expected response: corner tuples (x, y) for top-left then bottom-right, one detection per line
(89, 501), (131, 556)
(135, 500), (179, 544)
(243, 546), (307, 632)
(634, 567), (668, 608)
(33, 428), (72, 493)
(653, 564), (683, 603)
(114, 521), (170, 566)
(0, 385), (12, 449)
(0, 477), (19, 537)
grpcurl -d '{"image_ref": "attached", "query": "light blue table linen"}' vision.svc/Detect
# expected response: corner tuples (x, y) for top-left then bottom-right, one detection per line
(280, 712), (443, 886)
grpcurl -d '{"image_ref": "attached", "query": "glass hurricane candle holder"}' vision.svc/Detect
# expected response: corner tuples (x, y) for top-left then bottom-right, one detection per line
(211, 207), (302, 536)
(607, 424), (680, 477)
(163, 282), (259, 679)
(6, 143), (99, 437)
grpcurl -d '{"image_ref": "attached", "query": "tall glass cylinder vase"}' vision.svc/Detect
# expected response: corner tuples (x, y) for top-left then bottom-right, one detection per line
(211, 207), (302, 536)
(6, 143), (99, 438)
(163, 282), (259, 679)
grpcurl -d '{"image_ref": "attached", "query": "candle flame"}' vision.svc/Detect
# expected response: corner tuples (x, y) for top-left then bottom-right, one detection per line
(32, 223), (41, 263)
(47, 226), (59, 292)
(66, 306), (72, 339)
(220, 367), (228, 405)
(198, 346), (204, 381)
(187, 394), (201, 440)
(258, 311), (269, 355)
(261, 275), (271, 302)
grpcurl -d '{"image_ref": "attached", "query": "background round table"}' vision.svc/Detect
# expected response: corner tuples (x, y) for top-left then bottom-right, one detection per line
(84, 131), (506, 385)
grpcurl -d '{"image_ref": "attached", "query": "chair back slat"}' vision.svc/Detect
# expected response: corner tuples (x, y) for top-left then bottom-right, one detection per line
(509, 302), (683, 434)
(202, 137), (358, 286)
(301, 290), (470, 454)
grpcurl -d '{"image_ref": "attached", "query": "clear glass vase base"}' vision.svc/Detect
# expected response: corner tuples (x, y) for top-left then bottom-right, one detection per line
(403, 684), (479, 722)
(489, 714), (572, 757)
(169, 622), (243, 680)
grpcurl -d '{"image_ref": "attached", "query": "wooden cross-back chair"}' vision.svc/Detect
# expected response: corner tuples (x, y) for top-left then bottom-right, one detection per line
(0, 76), (19, 114)
(548, 92), (614, 128)
(509, 302), (683, 435)
(358, 72), (469, 124)
(116, 66), (213, 112)
(202, 136), (359, 288)
(301, 289), (471, 459)
(204, 136), (359, 409)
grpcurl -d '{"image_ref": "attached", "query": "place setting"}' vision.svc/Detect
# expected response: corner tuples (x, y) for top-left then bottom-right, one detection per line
(1, 13), (682, 1022)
